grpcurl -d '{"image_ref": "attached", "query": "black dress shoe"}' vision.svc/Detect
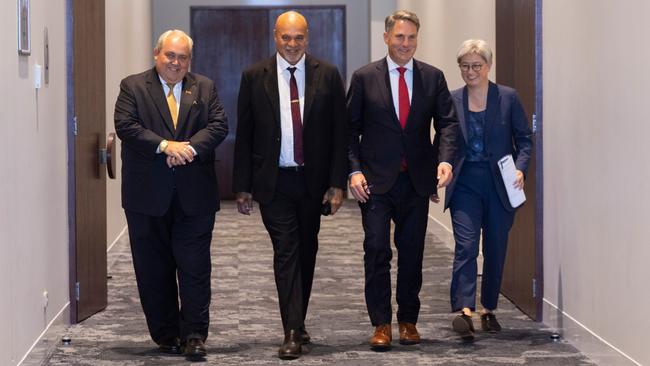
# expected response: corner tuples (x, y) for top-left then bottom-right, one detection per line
(278, 329), (302, 360)
(183, 338), (207, 360)
(158, 337), (182, 354)
(452, 314), (475, 341)
(299, 326), (311, 344)
(481, 312), (502, 333)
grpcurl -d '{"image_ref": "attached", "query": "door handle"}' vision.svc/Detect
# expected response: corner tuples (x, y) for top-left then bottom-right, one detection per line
(99, 133), (117, 179)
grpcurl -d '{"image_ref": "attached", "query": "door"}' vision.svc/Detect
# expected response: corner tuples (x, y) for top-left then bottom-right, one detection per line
(190, 6), (346, 200)
(67, 0), (108, 323)
(495, 0), (543, 320)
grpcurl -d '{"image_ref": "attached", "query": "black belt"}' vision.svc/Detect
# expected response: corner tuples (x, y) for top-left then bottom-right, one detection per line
(279, 166), (304, 172)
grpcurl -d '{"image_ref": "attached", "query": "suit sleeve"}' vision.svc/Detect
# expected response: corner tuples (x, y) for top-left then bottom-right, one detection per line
(189, 80), (229, 160)
(328, 69), (349, 189)
(431, 72), (462, 166)
(232, 71), (253, 193)
(114, 79), (164, 160)
(346, 72), (364, 174)
(510, 91), (533, 174)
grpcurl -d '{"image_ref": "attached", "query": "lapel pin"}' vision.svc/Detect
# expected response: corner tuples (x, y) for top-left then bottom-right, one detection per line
(185, 90), (192, 95)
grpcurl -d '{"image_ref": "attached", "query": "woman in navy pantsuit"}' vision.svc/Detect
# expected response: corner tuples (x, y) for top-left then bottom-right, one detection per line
(444, 39), (533, 341)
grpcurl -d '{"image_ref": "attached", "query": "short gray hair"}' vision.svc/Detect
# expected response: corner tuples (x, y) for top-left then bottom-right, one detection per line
(154, 29), (194, 55)
(456, 39), (492, 65)
(385, 10), (420, 33)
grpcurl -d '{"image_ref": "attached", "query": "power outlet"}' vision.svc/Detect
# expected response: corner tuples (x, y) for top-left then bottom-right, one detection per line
(42, 291), (49, 309)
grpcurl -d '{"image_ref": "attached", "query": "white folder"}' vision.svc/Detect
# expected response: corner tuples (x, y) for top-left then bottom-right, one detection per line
(497, 154), (526, 208)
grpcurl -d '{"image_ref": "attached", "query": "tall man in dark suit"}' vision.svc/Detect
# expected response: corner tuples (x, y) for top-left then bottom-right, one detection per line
(114, 29), (228, 360)
(233, 11), (347, 360)
(347, 10), (463, 350)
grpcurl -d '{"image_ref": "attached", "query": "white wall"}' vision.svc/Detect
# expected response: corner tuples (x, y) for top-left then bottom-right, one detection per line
(543, 1), (650, 365)
(105, 0), (152, 248)
(0, 1), (69, 364)
(395, 0), (495, 234)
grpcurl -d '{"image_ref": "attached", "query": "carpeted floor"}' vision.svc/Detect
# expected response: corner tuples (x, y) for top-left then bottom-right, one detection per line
(44, 201), (595, 365)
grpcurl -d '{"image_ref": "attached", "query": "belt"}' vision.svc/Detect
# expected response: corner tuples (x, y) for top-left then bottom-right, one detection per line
(279, 166), (304, 172)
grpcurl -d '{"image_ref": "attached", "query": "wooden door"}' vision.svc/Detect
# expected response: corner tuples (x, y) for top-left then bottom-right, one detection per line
(190, 6), (346, 200)
(495, 0), (543, 320)
(68, 0), (108, 323)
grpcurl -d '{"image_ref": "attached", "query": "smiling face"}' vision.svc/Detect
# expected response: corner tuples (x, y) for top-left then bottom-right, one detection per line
(274, 12), (308, 65)
(459, 53), (491, 88)
(154, 33), (191, 84)
(384, 19), (418, 66)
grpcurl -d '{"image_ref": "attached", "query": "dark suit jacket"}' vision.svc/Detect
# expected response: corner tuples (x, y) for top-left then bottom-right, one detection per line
(445, 82), (533, 211)
(232, 54), (348, 204)
(114, 68), (228, 216)
(347, 58), (462, 196)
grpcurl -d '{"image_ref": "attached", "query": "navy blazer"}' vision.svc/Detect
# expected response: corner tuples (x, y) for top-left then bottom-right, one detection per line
(114, 68), (228, 216)
(232, 54), (348, 204)
(347, 58), (462, 196)
(445, 82), (533, 211)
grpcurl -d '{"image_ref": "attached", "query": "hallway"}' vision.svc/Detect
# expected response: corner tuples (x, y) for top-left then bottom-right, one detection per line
(44, 201), (593, 365)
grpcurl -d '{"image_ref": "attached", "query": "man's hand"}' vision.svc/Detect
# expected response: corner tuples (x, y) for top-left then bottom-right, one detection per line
(236, 192), (253, 215)
(322, 187), (344, 215)
(164, 141), (194, 167)
(430, 193), (440, 204)
(436, 163), (453, 188)
(349, 172), (370, 203)
(513, 170), (525, 190)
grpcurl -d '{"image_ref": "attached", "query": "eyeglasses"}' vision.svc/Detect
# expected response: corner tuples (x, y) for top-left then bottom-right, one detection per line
(459, 63), (484, 72)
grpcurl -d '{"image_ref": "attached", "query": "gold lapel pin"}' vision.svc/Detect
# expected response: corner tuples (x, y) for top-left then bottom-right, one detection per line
(185, 90), (192, 95)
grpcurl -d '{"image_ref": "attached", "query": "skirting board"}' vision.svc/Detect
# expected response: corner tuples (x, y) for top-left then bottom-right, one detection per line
(542, 299), (642, 366)
(18, 302), (70, 366)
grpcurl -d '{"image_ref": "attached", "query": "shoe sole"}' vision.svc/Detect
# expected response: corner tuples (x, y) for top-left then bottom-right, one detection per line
(279, 353), (301, 360)
(370, 345), (391, 352)
(452, 316), (475, 341)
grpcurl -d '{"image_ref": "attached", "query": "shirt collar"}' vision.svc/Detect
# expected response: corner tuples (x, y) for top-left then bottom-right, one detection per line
(277, 53), (306, 73)
(158, 74), (183, 89)
(386, 55), (413, 72)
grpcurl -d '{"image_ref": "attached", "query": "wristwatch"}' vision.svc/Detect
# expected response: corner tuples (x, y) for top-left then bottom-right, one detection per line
(159, 139), (168, 153)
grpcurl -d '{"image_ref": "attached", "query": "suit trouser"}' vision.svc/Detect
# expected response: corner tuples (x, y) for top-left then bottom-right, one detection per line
(259, 169), (322, 332)
(360, 172), (429, 326)
(125, 191), (215, 344)
(449, 161), (515, 312)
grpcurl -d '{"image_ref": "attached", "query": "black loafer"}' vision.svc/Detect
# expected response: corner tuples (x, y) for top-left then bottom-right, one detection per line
(183, 337), (207, 361)
(481, 312), (502, 333)
(278, 329), (302, 360)
(299, 326), (311, 344)
(452, 314), (475, 341)
(158, 337), (182, 354)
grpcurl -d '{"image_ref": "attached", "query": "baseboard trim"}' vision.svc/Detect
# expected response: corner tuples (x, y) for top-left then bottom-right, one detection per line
(542, 299), (642, 366)
(17, 302), (70, 366)
(107, 225), (128, 253)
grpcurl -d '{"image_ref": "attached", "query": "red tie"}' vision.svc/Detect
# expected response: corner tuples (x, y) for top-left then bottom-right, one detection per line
(397, 67), (409, 171)
(397, 67), (410, 129)
(288, 67), (304, 166)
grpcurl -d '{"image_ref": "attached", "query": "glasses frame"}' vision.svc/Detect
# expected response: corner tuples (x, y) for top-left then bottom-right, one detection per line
(459, 63), (485, 72)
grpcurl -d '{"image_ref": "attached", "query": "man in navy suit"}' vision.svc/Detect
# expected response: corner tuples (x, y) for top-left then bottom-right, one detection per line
(114, 29), (228, 360)
(347, 10), (462, 350)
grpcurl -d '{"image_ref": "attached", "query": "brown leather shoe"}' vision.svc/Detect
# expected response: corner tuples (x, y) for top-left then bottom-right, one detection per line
(398, 322), (421, 345)
(369, 324), (392, 351)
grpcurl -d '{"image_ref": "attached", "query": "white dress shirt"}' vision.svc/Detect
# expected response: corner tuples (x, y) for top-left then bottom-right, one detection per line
(386, 55), (413, 119)
(277, 53), (306, 167)
(155, 75), (196, 156)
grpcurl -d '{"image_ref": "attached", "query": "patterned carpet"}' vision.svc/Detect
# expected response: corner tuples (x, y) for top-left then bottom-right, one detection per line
(44, 201), (595, 365)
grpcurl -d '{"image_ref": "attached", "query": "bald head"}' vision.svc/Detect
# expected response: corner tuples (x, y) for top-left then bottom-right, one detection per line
(274, 11), (309, 65)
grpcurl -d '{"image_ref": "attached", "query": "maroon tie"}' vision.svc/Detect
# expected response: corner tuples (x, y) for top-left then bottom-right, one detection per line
(397, 67), (410, 129)
(397, 67), (409, 171)
(288, 67), (304, 165)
